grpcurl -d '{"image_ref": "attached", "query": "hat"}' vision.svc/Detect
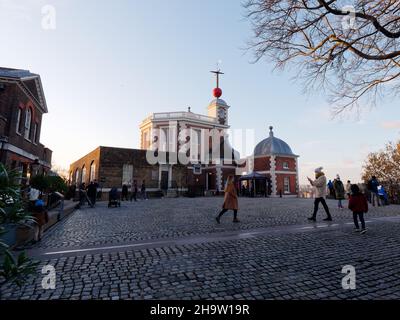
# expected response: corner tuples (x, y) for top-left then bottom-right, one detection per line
(314, 167), (323, 173)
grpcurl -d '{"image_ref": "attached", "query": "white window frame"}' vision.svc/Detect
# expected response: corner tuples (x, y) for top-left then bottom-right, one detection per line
(24, 108), (32, 140)
(190, 129), (202, 163)
(16, 108), (22, 135)
(284, 177), (290, 193)
(283, 162), (289, 170)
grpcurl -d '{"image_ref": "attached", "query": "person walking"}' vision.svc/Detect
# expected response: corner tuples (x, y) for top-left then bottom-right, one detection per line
(121, 184), (129, 201)
(141, 180), (148, 200)
(130, 180), (138, 202)
(378, 185), (389, 206)
(345, 180), (352, 199)
(32, 196), (49, 242)
(368, 176), (381, 207)
(327, 180), (335, 199)
(87, 181), (98, 206)
(348, 184), (368, 234)
(216, 175), (239, 224)
(307, 167), (333, 222)
(333, 175), (345, 209)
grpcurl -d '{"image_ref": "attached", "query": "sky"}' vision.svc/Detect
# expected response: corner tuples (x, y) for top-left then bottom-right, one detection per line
(1, 0), (399, 184)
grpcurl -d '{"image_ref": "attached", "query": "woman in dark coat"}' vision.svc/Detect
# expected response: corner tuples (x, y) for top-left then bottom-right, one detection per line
(333, 175), (345, 209)
(216, 176), (239, 224)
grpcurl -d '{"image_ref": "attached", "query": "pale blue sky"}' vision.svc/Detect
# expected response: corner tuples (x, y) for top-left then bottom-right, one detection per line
(1, 0), (399, 184)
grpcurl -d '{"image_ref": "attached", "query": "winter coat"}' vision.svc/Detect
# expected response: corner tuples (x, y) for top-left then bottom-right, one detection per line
(369, 179), (379, 193)
(333, 179), (345, 200)
(311, 174), (327, 198)
(223, 182), (238, 210)
(348, 194), (368, 213)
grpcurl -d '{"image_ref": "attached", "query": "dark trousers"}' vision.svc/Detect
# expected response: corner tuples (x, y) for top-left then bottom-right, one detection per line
(89, 195), (96, 206)
(312, 197), (331, 218)
(130, 191), (137, 202)
(218, 209), (238, 219)
(353, 212), (366, 229)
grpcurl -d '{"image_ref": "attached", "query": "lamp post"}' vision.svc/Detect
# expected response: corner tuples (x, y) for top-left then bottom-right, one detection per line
(31, 159), (40, 177)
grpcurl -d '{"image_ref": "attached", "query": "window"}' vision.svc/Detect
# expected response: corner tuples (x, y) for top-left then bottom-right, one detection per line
(16, 108), (23, 134)
(75, 169), (80, 184)
(190, 129), (202, 162)
(284, 177), (290, 193)
(81, 166), (86, 184)
(90, 161), (96, 182)
(122, 164), (133, 184)
(160, 128), (169, 152)
(193, 164), (201, 175)
(33, 123), (38, 144)
(283, 162), (289, 170)
(24, 108), (32, 140)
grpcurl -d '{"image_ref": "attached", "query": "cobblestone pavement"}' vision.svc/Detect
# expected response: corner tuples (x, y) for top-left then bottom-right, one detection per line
(1, 198), (400, 300)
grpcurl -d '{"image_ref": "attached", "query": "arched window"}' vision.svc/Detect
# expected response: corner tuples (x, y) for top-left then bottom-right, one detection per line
(16, 108), (23, 134)
(24, 108), (32, 140)
(89, 161), (96, 182)
(81, 166), (86, 184)
(75, 169), (79, 185)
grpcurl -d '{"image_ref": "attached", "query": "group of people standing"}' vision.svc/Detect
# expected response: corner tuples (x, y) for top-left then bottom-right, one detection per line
(307, 167), (390, 235)
(78, 180), (99, 208)
(121, 180), (148, 202)
(217, 167), (387, 235)
(327, 175), (352, 209)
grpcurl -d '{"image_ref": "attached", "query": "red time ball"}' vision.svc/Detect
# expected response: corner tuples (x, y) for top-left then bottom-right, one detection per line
(213, 87), (222, 98)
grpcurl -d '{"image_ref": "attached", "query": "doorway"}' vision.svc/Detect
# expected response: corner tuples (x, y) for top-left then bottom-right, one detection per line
(161, 171), (169, 191)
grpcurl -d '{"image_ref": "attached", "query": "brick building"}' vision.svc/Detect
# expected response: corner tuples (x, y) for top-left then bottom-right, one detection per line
(69, 71), (299, 198)
(69, 70), (238, 196)
(243, 126), (299, 197)
(69, 146), (206, 197)
(0, 67), (52, 180)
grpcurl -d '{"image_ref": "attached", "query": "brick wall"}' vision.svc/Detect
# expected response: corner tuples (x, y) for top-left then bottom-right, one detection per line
(253, 156), (271, 171)
(0, 81), (52, 166)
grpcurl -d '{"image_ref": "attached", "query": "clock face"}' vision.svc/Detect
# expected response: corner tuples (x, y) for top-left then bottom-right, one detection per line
(218, 108), (225, 118)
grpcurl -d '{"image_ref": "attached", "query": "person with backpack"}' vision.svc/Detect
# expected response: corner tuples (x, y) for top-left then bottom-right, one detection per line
(368, 176), (381, 207)
(348, 184), (368, 234)
(333, 175), (345, 209)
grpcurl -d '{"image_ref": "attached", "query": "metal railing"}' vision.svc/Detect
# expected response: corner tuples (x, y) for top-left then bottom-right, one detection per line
(144, 112), (218, 123)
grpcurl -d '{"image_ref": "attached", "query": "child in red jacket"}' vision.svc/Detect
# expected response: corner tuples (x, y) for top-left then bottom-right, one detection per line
(348, 184), (368, 234)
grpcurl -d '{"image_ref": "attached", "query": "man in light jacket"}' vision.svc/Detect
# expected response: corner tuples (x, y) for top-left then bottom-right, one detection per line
(308, 167), (333, 222)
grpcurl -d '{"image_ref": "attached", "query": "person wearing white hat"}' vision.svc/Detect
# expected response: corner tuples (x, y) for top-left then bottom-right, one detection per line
(307, 167), (332, 221)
